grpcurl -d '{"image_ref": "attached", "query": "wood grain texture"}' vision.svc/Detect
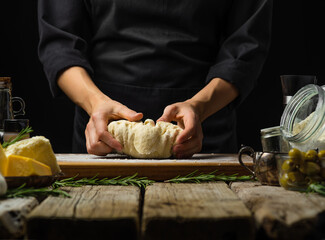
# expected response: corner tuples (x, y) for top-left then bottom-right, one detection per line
(57, 153), (253, 180)
(27, 185), (141, 240)
(0, 197), (38, 239)
(142, 182), (254, 240)
(230, 182), (325, 240)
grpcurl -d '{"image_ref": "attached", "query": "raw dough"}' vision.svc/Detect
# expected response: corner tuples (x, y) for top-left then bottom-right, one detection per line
(108, 119), (182, 158)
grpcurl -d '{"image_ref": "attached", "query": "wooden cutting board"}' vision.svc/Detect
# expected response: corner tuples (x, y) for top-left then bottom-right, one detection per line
(57, 153), (253, 180)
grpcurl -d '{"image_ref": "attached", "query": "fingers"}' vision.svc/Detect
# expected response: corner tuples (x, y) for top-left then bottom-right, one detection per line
(85, 100), (144, 156)
(85, 120), (112, 156)
(173, 137), (202, 159)
(86, 113), (123, 155)
(158, 103), (203, 158)
(173, 110), (203, 159)
(175, 112), (197, 144)
(173, 125), (203, 159)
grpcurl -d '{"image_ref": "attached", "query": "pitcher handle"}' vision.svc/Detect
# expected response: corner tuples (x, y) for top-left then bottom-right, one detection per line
(11, 97), (25, 117)
(238, 145), (255, 176)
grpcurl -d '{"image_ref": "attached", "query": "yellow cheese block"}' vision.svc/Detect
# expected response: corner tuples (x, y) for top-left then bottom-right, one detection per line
(5, 136), (61, 174)
(0, 144), (8, 176)
(6, 155), (52, 177)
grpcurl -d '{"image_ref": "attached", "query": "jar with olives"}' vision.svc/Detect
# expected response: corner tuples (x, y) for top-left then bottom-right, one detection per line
(276, 148), (325, 191)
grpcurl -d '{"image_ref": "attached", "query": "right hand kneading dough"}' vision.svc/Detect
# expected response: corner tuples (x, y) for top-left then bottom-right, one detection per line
(108, 119), (182, 158)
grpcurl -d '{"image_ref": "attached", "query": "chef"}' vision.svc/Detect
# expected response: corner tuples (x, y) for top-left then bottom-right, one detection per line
(37, 0), (272, 158)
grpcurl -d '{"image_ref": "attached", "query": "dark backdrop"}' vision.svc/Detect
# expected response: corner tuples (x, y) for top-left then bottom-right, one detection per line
(0, 0), (324, 153)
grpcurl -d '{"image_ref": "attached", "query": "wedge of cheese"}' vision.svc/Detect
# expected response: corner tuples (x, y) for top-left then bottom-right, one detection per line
(6, 155), (52, 177)
(0, 144), (8, 176)
(5, 136), (61, 174)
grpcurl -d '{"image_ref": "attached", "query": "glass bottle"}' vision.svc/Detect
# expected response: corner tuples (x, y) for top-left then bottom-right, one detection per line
(0, 77), (25, 139)
(280, 84), (325, 152)
(260, 126), (290, 153)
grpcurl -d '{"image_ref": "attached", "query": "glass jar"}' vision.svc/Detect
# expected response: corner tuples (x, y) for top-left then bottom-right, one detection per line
(280, 84), (325, 152)
(260, 126), (290, 153)
(0, 77), (25, 130)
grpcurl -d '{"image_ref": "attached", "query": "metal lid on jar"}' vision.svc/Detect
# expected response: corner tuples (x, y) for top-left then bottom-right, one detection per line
(0, 77), (11, 88)
(260, 126), (281, 137)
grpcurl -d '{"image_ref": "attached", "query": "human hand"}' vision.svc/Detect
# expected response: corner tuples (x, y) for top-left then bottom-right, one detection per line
(85, 97), (143, 156)
(157, 101), (203, 159)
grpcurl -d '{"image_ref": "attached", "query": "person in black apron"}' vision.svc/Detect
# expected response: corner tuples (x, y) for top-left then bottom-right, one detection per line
(38, 0), (272, 157)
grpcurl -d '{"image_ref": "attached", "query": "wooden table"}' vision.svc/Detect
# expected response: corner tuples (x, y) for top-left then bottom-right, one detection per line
(1, 154), (325, 240)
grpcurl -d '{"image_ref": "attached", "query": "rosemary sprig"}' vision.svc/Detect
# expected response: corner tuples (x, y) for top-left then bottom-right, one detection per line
(2, 126), (33, 148)
(4, 183), (71, 198)
(52, 173), (155, 189)
(306, 182), (325, 196)
(3, 174), (154, 199)
(165, 170), (252, 183)
(3, 171), (251, 199)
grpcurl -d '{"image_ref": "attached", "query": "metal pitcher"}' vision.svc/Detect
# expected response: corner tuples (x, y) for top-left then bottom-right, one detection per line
(238, 146), (279, 186)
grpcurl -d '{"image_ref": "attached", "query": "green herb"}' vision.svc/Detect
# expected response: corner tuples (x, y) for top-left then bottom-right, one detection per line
(165, 170), (252, 183)
(3, 171), (252, 199)
(52, 173), (155, 189)
(4, 183), (71, 198)
(2, 126), (33, 148)
(306, 182), (325, 196)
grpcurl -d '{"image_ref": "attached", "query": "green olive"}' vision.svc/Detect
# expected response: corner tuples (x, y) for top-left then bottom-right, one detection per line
(279, 173), (290, 189)
(288, 148), (301, 158)
(281, 159), (296, 172)
(305, 149), (318, 162)
(318, 150), (325, 159)
(287, 171), (305, 183)
(299, 162), (321, 175)
(288, 148), (303, 163)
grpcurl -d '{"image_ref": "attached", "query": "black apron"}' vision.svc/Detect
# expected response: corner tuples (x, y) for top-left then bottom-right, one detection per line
(72, 0), (238, 153)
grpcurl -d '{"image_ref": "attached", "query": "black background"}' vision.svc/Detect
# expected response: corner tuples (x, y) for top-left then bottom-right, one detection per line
(0, 0), (324, 153)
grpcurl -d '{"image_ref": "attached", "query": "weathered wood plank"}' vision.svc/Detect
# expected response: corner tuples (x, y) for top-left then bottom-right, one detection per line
(27, 185), (141, 240)
(142, 182), (254, 240)
(230, 182), (325, 240)
(0, 197), (38, 239)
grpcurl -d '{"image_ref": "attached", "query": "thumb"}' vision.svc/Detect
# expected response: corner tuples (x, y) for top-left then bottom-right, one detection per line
(157, 105), (178, 122)
(119, 106), (143, 122)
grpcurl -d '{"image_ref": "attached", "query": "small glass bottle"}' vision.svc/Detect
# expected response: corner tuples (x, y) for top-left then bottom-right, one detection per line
(260, 126), (290, 153)
(0, 77), (25, 130)
(0, 77), (14, 130)
(280, 84), (325, 152)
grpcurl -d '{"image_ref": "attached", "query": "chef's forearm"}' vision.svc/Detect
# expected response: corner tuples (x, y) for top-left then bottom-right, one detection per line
(57, 66), (109, 115)
(187, 78), (239, 122)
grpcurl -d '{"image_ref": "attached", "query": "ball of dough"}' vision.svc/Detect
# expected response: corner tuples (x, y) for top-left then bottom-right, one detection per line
(108, 119), (182, 158)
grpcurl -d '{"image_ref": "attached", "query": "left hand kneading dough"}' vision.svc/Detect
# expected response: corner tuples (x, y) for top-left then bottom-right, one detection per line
(108, 119), (182, 158)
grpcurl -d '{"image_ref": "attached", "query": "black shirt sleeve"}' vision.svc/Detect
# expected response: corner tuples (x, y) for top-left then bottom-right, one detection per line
(206, 0), (273, 106)
(38, 0), (93, 97)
